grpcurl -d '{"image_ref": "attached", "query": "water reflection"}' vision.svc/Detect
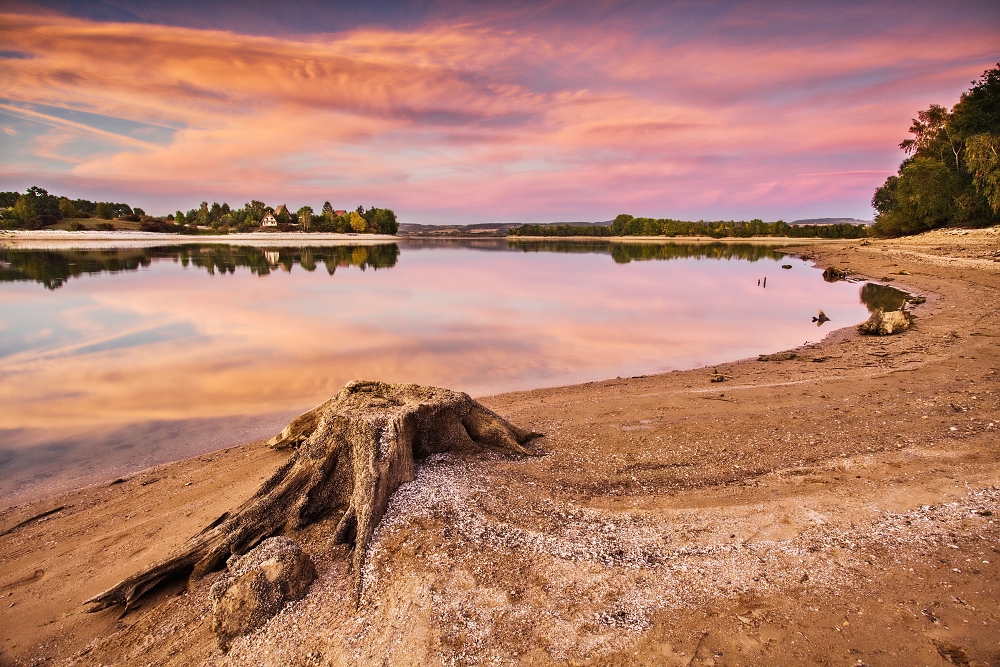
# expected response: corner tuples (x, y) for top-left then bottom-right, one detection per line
(0, 241), (873, 505)
(0, 241), (789, 289)
(507, 239), (785, 263)
(0, 244), (400, 290)
(859, 282), (912, 312)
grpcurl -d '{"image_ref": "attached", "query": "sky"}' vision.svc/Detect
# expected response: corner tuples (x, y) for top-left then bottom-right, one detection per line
(0, 1), (997, 223)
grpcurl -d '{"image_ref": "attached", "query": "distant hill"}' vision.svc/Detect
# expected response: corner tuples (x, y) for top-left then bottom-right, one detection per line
(791, 218), (873, 226)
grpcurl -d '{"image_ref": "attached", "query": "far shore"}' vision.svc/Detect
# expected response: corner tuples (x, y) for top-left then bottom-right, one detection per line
(2, 228), (857, 249)
(0, 229), (400, 249)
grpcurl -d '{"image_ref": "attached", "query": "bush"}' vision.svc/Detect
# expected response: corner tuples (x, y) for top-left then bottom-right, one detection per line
(96, 222), (115, 231)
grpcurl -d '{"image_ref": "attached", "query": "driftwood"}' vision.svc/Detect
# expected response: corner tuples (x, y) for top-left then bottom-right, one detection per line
(85, 381), (539, 612)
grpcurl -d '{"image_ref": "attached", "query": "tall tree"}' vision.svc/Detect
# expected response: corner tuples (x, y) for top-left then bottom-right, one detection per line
(296, 205), (314, 231)
(873, 65), (1000, 236)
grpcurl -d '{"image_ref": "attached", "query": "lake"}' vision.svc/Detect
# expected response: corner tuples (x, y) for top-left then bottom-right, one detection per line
(0, 238), (881, 505)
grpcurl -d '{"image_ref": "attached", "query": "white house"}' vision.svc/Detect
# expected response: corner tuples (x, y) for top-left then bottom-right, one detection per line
(261, 212), (278, 227)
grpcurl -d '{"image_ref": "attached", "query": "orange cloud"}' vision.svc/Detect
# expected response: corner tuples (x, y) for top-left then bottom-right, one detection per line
(0, 9), (996, 220)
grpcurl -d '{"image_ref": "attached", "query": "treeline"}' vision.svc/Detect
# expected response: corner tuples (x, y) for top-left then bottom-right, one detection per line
(872, 64), (1000, 236)
(0, 187), (142, 230)
(0, 244), (400, 290)
(164, 201), (398, 235)
(507, 216), (869, 239)
(0, 188), (398, 235)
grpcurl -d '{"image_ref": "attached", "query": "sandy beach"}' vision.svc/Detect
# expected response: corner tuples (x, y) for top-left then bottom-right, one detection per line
(1, 228), (998, 666)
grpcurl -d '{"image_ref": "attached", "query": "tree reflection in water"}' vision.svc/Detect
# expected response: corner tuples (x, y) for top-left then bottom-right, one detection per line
(0, 244), (401, 290)
(0, 241), (790, 290)
(859, 282), (909, 312)
(507, 240), (786, 263)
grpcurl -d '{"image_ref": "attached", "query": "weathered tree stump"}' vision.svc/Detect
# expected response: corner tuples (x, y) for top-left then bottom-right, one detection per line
(85, 381), (540, 612)
(857, 307), (911, 335)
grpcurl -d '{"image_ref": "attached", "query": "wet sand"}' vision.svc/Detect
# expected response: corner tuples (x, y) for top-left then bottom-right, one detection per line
(0, 227), (998, 667)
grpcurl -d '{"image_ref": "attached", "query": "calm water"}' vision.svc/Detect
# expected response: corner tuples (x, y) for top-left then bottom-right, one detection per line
(1, 239), (880, 504)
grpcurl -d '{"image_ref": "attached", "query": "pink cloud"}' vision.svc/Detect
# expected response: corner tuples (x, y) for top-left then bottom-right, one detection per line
(0, 7), (996, 221)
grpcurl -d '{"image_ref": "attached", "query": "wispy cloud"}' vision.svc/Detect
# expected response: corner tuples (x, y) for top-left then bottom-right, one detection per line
(0, 4), (996, 221)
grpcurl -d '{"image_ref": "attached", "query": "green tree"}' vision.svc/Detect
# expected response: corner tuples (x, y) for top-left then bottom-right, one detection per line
(611, 214), (634, 235)
(58, 197), (78, 218)
(873, 64), (1000, 236)
(247, 200), (267, 222)
(296, 206), (314, 231)
(965, 133), (1000, 212)
(363, 207), (398, 234)
(95, 202), (115, 219)
(10, 195), (36, 222)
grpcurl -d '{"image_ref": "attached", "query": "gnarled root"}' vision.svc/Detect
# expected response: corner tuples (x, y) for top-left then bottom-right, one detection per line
(85, 381), (540, 611)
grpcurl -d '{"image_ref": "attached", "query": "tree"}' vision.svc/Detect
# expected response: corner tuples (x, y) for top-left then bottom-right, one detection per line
(296, 206), (314, 231)
(25, 186), (61, 219)
(95, 202), (115, 219)
(10, 195), (36, 222)
(873, 64), (1000, 236)
(363, 207), (398, 235)
(58, 197), (78, 218)
(349, 210), (368, 232)
(611, 214), (634, 235)
(965, 133), (1000, 212)
(247, 200), (267, 222)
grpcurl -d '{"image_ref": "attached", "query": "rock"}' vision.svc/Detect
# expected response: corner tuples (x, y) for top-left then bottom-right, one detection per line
(210, 537), (315, 651)
(857, 308), (911, 335)
(758, 351), (797, 362)
(822, 267), (848, 282)
(781, 264), (792, 269)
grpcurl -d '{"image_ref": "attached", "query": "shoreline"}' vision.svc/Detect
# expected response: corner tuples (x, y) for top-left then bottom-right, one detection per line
(0, 230), (399, 249)
(3, 229), (861, 250)
(1, 227), (998, 666)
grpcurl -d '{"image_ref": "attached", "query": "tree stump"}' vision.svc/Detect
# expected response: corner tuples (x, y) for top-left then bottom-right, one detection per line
(85, 381), (540, 612)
